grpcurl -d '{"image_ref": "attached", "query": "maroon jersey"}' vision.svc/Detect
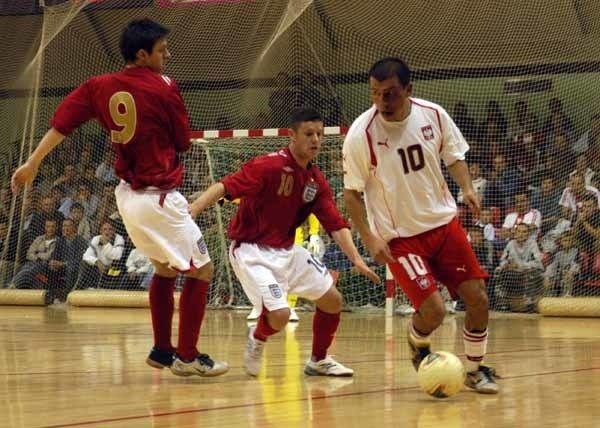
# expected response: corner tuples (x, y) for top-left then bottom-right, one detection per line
(222, 147), (348, 248)
(51, 67), (190, 190)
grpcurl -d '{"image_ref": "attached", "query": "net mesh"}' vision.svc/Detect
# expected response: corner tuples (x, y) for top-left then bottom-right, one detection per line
(1, 0), (600, 313)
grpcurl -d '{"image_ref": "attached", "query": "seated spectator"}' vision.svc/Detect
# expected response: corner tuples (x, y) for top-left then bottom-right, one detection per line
(559, 173), (600, 221)
(531, 175), (563, 234)
(51, 184), (73, 219)
(52, 164), (78, 196)
(124, 248), (154, 289)
(73, 181), (100, 220)
(569, 154), (595, 186)
(544, 231), (579, 297)
(22, 195), (64, 261)
(500, 192), (541, 240)
(543, 98), (575, 139)
(572, 194), (600, 255)
(13, 219), (59, 289)
(493, 223), (544, 312)
(69, 202), (92, 241)
(95, 149), (118, 185)
(484, 153), (524, 209)
(75, 222), (124, 289)
(509, 100), (538, 143)
(46, 219), (88, 303)
(540, 210), (572, 254)
(0, 215), (10, 287)
(467, 225), (494, 273)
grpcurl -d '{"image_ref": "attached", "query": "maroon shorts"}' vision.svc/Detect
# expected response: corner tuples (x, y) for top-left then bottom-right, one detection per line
(387, 217), (488, 310)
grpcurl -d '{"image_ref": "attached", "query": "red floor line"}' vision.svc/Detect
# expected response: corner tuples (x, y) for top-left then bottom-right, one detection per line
(39, 366), (600, 428)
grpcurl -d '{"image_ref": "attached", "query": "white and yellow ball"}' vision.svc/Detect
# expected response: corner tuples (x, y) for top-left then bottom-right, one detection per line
(417, 351), (465, 398)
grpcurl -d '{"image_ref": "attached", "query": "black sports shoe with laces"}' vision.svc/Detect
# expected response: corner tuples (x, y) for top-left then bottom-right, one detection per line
(146, 347), (175, 369)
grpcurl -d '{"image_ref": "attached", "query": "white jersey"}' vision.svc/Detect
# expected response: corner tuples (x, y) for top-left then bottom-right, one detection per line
(343, 99), (469, 240)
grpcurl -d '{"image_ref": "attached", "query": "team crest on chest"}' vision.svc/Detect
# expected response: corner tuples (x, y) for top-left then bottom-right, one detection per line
(421, 125), (434, 140)
(302, 180), (319, 203)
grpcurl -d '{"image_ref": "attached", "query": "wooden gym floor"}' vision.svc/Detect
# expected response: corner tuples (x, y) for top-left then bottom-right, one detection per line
(1, 306), (599, 428)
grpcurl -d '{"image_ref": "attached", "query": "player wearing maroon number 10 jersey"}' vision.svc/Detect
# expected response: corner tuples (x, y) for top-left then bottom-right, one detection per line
(11, 19), (228, 378)
(343, 57), (499, 393)
(190, 108), (380, 377)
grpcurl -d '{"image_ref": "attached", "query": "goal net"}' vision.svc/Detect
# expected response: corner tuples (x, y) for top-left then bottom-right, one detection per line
(1, 0), (600, 314)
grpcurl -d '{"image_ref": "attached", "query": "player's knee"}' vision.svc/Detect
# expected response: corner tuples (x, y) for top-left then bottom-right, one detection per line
(419, 301), (446, 328)
(461, 280), (488, 310)
(315, 287), (343, 313)
(267, 308), (290, 330)
(191, 262), (214, 282)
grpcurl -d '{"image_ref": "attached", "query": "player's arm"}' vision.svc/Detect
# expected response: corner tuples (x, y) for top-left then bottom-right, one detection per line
(189, 182), (226, 218)
(12, 81), (94, 193)
(329, 227), (380, 284)
(164, 83), (191, 152)
(11, 128), (66, 192)
(447, 160), (479, 216)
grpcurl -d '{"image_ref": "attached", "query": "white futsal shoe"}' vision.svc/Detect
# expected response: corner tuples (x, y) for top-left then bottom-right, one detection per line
(170, 353), (229, 377)
(244, 326), (266, 376)
(304, 356), (354, 377)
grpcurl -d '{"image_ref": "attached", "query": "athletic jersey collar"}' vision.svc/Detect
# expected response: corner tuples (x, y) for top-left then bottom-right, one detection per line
(283, 146), (314, 170)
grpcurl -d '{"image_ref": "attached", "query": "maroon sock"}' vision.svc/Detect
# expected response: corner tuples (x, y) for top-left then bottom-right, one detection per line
(177, 277), (209, 361)
(312, 308), (340, 361)
(253, 309), (279, 342)
(148, 275), (176, 352)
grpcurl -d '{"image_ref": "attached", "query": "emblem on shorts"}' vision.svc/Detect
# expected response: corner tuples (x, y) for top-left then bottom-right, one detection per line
(268, 284), (283, 299)
(416, 276), (430, 290)
(302, 180), (319, 203)
(421, 125), (434, 140)
(197, 237), (207, 254)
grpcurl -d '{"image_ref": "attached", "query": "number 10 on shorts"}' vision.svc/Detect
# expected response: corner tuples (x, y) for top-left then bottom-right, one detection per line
(398, 254), (428, 279)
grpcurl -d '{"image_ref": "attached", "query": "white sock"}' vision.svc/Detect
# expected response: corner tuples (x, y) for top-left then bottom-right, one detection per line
(463, 327), (488, 372)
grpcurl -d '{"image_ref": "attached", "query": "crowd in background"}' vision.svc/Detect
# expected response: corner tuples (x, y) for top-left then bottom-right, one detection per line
(0, 95), (599, 311)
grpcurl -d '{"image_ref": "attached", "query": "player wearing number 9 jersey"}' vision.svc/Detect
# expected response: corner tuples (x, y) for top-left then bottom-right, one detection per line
(343, 57), (499, 393)
(10, 19), (228, 378)
(189, 108), (380, 377)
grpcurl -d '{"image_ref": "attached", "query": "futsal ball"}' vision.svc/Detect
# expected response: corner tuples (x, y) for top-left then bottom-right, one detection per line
(417, 351), (466, 398)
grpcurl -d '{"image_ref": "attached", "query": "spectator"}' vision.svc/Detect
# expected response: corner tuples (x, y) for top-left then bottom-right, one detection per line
(468, 225), (494, 273)
(69, 202), (92, 241)
(47, 218), (88, 302)
(75, 222), (124, 289)
(480, 100), (508, 141)
(559, 173), (600, 221)
(484, 153), (524, 209)
(95, 149), (118, 185)
(531, 175), (564, 234)
(73, 181), (100, 220)
(544, 231), (579, 297)
(501, 192), (541, 240)
(124, 247), (154, 289)
(543, 98), (575, 143)
(568, 154), (595, 186)
(494, 223), (544, 312)
(12, 219), (59, 289)
(540, 209), (572, 254)
(21, 195), (64, 262)
(52, 164), (78, 196)
(509, 100), (538, 143)
(572, 194), (600, 255)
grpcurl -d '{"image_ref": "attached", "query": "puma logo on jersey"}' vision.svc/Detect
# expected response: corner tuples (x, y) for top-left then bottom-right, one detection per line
(456, 265), (466, 272)
(377, 139), (389, 147)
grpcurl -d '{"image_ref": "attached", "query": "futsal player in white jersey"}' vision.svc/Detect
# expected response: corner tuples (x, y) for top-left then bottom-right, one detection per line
(343, 57), (499, 393)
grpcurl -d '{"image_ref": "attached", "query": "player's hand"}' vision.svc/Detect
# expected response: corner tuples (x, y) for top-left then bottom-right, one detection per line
(11, 161), (39, 193)
(352, 257), (381, 283)
(462, 190), (480, 217)
(363, 234), (395, 265)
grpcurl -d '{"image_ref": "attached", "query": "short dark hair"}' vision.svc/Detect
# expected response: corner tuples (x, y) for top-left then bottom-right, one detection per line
(290, 107), (323, 130)
(120, 19), (170, 63)
(369, 57), (411, 86)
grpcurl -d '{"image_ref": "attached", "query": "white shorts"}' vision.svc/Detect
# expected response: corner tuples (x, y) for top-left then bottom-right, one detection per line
(229, 242), (333, 311)
(115, 181), (211, 272)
